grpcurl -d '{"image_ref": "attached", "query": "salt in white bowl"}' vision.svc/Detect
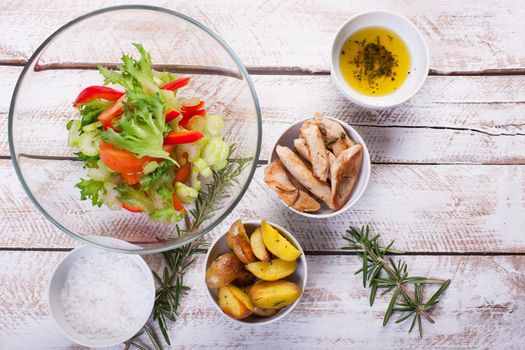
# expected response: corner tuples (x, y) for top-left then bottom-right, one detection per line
(48, 238), (155, 348)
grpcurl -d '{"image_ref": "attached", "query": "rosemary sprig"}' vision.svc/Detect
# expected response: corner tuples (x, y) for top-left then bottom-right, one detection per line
(127, 149), (252, 349)
(342, 225), (451, 338)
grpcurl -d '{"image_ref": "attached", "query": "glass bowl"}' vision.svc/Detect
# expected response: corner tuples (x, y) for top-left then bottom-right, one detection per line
(8, 5), (262, 254)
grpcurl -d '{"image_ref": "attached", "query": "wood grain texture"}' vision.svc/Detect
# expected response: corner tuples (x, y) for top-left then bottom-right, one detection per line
(2, 159), (525, 253)
(3, 67), (525, 164)
(1, 0), (525, 72)
(1, 251), (524, 349)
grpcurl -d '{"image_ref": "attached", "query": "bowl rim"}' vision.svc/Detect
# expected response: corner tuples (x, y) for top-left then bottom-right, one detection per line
(203, 220), (308, 325)
(330, 9), (430, 108)
(8, 4), (262, 255)
(269, 116), (371, 218)
(47, 237), (155, 347)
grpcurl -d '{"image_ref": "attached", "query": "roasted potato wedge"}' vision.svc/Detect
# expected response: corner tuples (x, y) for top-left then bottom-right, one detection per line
(227, 220), (258, 264)
(250, 227), (271, 262)
(218, 285), (253, 319)
(261, 220), (301, 262)
(248, 280), (302, 309)
(233, 267), (255, 286)
(245, 259), (297, 281)
(205, 252), (242, 288)
(252, 306), (279, 318)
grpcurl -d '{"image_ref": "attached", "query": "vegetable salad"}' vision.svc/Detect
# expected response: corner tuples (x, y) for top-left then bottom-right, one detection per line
(67, 44), (230, 224)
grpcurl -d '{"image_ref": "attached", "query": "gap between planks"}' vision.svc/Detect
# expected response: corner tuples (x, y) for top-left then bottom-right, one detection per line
(1, 246), (525, 257)
(3, 61), (525, 77)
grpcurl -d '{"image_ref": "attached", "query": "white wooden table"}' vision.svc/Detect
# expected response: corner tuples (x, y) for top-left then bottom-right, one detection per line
(1, 1), (525, 349)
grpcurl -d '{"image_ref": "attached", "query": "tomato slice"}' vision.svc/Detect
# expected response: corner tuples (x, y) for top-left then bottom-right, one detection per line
(73, 86), (124, 107)
(121, 172), (141, 186)
(164, 131), (204, 145)
(98, 95), (125, 127)
(121, 201), (143, 213)
(161, 77), (190, 91)
(99, 143), (154, 174)
(172, 193), (186, 214)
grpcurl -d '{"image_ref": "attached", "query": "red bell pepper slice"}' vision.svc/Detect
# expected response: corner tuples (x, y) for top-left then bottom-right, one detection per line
(121, 201), (143, 213)
(172, 193), (187, 214)
(181, 101), (204, 113)
(165, 110), (181, 123)
(73, 86), (124, 107)
(174, 153), (191, 184)
(180, 110), (206, 128)
(164, 131), (204, 145)
(161, 77), (190, 91)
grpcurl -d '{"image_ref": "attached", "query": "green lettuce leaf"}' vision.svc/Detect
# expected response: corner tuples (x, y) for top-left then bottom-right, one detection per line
(76, 178), (105, 207)
(140, 161), (175, 190)
(74, 151), (100, 168)
(97, 43), (158, 94)
(100, 91), (172, 161)
(149, 187), (185, 224)
(77, 99), (112, 128)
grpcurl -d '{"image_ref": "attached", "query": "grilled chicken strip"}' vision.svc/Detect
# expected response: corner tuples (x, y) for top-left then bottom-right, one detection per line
(294, 138), (336, 166)
(330, 144), (363, 210)
(264, 159), (321, 212)
(304, 116), (354, 156)
(299, 124), (329, 182)
(276, 145), (335, 209)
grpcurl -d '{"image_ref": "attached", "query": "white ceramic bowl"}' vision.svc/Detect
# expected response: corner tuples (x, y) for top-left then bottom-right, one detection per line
(330, 10), (430, 108)
(269, 116), (371, 218)
(204, 220), (307, 325)
(48, 238), (155, 348)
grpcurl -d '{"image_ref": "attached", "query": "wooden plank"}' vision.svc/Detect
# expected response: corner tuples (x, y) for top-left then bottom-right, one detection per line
(3, 67), (525, 164)
(1, 251), (524, 348)
(2, 159), (524, 253)
(1, 0), (525, 72)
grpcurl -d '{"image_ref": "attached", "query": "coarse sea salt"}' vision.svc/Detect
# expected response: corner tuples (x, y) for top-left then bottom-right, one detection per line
(59, 250), (151, 340)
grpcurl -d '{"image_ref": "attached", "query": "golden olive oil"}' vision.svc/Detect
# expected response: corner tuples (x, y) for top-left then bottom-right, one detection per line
(339, 27), (410, 96)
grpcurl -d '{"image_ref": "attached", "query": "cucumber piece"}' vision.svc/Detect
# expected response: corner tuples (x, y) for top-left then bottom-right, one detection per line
(82, 121), (102, 132)
(87, 165), (111, 181)
(178, 137), (208, 162)
(190, 169), (201, 192)
(143, 161), (160, 175)
(192, 157), (208, 172)
(175, 182), (198, 204)
(202, 137), (228, 165)
(200, 166), (212, 178)
(77, 131), (99, 156)
(186, 116), (206, 133)
(205, 114), (224, 137)
(211, 159), (228, 171)
(67, 120), (81, 147)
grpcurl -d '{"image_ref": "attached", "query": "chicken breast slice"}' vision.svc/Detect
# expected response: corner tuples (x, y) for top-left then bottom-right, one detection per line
(304, 116), (354, 156)
(276, 145), (335, 209)
(299, 124), (329, 182)
(294, 138), (336, 179)
(264, 159), (321, 212)
(330, 144), (363, 210)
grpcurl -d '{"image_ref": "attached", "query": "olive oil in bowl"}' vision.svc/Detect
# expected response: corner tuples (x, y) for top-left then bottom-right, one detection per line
(339, 27), (410, 96)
